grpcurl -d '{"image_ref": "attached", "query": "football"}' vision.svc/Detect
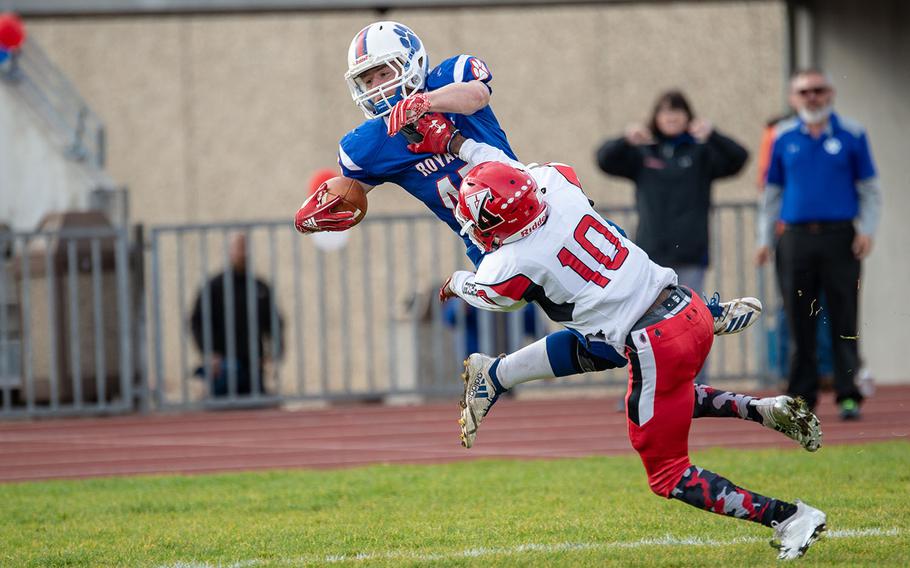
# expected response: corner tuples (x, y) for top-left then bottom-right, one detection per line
(318, 176), (368, 227)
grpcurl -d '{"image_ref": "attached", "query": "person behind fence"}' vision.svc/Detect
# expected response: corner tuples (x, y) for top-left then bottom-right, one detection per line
(755, 69), (882, 420)
(423, 120), (825, 560)
(595, 90), (749, 298)
(190, 233), (284, 397)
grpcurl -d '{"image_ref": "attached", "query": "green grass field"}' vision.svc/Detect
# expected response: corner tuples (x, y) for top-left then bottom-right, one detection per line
(1, 441), (908, 567)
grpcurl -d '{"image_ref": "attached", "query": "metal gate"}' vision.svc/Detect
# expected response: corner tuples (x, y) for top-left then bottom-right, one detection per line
(145, 203), (771, 411)
(0, 219), (136, 417)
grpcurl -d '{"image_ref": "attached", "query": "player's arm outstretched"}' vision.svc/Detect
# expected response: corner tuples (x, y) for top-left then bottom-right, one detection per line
(440, 271), (528, 313)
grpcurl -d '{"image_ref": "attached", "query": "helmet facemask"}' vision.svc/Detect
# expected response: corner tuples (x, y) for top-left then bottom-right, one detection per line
(345, 22), (428, 119)
(455, 205), (501, 253)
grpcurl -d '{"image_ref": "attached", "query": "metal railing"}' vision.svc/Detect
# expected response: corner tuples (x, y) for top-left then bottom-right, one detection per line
(145, 202), (771, 411)
(0, 225), (136, 417)
(1, 40), (106, 169)
(0, 202), (771, 417)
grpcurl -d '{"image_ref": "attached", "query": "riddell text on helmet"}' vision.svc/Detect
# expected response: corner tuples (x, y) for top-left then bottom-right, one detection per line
(520, 214), (548, 238)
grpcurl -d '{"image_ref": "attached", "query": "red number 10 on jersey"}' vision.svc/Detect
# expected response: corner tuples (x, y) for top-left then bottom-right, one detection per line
(557, 214), (629, 287)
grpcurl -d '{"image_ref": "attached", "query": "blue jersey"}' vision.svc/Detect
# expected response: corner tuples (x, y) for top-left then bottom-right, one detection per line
(338, 55), (516, 266)
(766, 113), (877, 224)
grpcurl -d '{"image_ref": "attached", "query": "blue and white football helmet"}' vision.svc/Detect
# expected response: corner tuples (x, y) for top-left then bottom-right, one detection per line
(345, 21), (429, 119)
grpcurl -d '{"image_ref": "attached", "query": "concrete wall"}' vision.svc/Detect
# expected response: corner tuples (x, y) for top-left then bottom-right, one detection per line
(810, 0), (909, 383)
(19, 2), (794, 394)
(25, 2), (786, 224)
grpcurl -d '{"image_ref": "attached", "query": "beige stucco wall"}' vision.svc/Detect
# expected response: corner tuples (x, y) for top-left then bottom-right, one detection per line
(811, 0), (909, 384)
(27, 2), (785, 222)
(20, 2), (789, 398)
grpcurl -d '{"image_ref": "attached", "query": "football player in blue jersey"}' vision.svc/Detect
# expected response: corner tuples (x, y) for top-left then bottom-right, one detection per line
(293, 21), (768, 417)
(296, 21), (511, 264)
(294, 20), (639, 395)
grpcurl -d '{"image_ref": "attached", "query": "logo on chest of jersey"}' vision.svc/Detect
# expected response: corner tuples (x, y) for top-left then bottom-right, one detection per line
(824, 138), (842, 155)
(644, 157), (665, 169)
(414, 152), (458, 177)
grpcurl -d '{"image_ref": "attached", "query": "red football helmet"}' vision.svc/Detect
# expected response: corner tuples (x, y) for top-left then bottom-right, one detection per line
(455, 161), (548, 252)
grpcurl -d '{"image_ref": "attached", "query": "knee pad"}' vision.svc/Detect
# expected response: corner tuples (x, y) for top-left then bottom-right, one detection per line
(576, 341), (627, 372)
(576, 343), (608, 373)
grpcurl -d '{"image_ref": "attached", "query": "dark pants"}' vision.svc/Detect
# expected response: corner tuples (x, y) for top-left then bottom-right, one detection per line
(205, 359), (265, 397)
(776, 222), (862, 408)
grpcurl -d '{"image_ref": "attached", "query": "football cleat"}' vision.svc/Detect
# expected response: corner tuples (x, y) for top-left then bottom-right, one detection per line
(753, 395), (822, 452)
(770, 500), (827, 560)
(708, 293), (762, 335)
(458, 353), (504, 449)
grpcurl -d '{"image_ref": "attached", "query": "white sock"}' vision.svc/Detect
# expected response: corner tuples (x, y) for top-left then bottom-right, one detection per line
(495, 337), (555, 390)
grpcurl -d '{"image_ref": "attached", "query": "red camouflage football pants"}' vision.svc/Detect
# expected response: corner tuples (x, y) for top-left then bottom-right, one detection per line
(624, 288), (714, 497)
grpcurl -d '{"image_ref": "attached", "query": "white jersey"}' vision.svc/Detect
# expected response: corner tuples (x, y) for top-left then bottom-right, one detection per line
(450, 140), (676, 352)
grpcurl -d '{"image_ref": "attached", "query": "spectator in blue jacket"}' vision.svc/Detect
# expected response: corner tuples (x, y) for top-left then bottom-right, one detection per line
(756, 69), (882, 420)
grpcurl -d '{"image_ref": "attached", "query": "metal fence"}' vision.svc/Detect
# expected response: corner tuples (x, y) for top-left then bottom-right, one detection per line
(0, 224), (136, 417)
(145, 202), (771, 411)
(0, 202), (772, 418)
(0, 40), (106, 168)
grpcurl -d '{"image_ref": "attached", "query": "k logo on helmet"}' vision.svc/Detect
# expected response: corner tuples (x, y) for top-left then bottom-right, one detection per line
(466, 190), (497, 228)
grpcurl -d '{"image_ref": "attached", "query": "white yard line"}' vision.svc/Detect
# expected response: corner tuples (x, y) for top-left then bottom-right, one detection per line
(159, 527), (901, 567)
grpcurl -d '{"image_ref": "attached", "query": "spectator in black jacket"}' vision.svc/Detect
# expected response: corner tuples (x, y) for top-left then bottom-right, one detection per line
(190, 233), (284, 398)
(596, 90), (749, 297)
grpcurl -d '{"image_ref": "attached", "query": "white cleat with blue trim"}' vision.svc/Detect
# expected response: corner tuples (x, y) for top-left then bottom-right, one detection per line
(708, 293), (763, 336)
(458, 353), (504, 449)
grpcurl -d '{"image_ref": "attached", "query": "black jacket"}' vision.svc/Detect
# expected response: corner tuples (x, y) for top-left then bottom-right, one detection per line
(190, 269), (283, 366)
(596, 131), (748, 267)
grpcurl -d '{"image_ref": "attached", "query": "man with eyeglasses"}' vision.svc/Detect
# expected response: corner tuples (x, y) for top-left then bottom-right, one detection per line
(755, 69), (882, 420)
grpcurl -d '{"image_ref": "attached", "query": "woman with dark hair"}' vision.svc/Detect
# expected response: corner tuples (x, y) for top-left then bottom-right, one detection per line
(596, 90), (748, 298)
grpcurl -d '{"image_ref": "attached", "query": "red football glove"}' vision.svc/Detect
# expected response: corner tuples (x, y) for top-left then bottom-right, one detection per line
(294, 186), (358, 234)
(406, 113), (460, 155)
(439, 276), (456, 302)
(387, 92), (431, 137)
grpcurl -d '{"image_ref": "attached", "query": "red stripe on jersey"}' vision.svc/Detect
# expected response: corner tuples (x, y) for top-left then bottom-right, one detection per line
(547, 162), (582, 189)
(488, 274), (533, 301)
(475, 289), (499, 306)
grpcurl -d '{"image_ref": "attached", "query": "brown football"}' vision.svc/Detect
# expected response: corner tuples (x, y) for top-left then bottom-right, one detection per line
(318, 176), (368, 227)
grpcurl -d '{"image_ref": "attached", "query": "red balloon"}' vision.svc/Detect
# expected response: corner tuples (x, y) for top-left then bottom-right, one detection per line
(307, 168), (338, 196)
(0, 13), (26, 51)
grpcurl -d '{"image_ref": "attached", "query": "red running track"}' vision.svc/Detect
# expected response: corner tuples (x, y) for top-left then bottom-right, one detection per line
(1, 386), (908, 483)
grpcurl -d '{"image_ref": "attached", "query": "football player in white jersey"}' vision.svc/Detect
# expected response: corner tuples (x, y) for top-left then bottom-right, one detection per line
(296, 21), (634, 397)
(297, 21), (770, 412)
(406, 114), (827, 561)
